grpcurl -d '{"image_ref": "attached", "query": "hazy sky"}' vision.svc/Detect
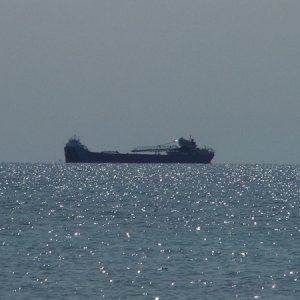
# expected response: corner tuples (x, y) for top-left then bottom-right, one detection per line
(1, 1), (300, 163)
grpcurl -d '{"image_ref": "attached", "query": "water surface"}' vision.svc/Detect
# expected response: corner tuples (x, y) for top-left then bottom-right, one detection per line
(0, 163), (299, 299)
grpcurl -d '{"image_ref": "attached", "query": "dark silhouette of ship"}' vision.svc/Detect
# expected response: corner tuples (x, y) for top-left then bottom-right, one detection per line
(64, 136), (214, 164)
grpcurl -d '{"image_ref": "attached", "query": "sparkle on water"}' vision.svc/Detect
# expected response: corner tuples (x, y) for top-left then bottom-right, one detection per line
(0, 163), (300, 299)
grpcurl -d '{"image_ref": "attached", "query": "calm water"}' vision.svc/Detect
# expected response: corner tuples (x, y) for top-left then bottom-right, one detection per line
(0, 163), (300, 299)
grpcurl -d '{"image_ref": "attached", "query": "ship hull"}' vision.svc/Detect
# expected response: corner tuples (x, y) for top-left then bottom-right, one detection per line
(65, 147), (214, 164)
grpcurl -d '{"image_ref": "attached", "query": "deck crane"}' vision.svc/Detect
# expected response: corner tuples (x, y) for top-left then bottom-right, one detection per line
(131, 137), (197, 153)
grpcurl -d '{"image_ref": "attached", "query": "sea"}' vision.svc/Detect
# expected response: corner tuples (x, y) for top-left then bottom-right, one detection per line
(0, 163), (299, 299)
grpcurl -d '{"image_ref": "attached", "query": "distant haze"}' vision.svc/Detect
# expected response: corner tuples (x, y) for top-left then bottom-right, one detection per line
(1, 1), (300, 163)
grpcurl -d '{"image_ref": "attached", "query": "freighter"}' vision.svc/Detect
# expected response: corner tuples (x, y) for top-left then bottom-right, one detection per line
(64, 136), (214, 164)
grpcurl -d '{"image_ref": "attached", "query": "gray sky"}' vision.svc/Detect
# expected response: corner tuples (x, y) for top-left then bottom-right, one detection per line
(1, 1), (300, 163)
